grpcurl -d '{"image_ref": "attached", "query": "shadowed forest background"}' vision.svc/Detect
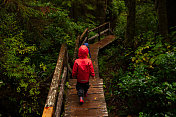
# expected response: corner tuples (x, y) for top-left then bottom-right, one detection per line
(0, 0), (176, 116)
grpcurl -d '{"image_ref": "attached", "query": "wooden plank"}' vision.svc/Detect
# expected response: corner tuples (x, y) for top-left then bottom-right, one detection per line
(65, 101), (106, 109)
(70, 84), (103, 89)
(69, 81), (103, 86)
(55, 67), (67, 117)
(69, 82), (103, 86)
(68, 89), (103, 95)
(66, 93), (105, 102)
(88, 29), (109, 41)
(68, 79), (103, 85)
(42, 107), (54, 117)
(64, 108), (108, 116)
(98, 35), (116, 49)
(89, 44), (100, 79)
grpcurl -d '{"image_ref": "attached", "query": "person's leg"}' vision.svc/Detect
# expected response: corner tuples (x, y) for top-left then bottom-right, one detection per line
(76, 82), (84, 104)
(76, 82), (84, 97)
(83, 82), (90, 97)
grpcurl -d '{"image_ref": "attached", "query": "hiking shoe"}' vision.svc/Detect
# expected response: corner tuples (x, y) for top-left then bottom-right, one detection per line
(80, 97), (84, 104)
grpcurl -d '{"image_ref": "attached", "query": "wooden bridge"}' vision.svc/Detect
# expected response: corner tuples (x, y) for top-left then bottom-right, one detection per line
(42, 22), (115, 117)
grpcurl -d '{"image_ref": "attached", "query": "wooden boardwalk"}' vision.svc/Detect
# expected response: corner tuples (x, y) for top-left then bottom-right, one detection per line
(64, 35), (115, 117)
(90, 35), (116, 78)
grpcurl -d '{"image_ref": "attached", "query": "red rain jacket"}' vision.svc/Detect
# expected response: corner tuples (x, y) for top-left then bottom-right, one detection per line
(72, 45), (95, 83)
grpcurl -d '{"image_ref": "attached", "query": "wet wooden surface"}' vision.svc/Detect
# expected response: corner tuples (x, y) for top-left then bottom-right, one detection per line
(89, 44), (100, 78)
(64, 35), (115, 117)
(98, 35), (116, 49)
(64, 79), (108, 117)
(89, 35), (115, 79)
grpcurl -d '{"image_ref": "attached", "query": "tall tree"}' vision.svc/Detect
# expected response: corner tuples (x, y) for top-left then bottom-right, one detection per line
(124, 0), (136, 48)
(63, 0), (107, 24)
(155, 0), (168, 41)
(166, 0), (176, 33)
(96, 0), (107, 23)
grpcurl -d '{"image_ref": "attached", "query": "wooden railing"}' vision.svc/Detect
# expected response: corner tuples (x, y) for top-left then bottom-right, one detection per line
(73, 28), (88, 62)
(73, 22), (111, 61)
(42, 22), (112, 117)
(81, 22), (111, 45)
(42, 44), (68, 117)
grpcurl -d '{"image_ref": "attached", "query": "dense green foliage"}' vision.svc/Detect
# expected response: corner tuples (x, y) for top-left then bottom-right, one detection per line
(0, 0), (175, 116)
(117, 32), (176, 116)
(102, 33), (176, 116)
(99, 0), (176, 116)
(0, 1), (85, 116)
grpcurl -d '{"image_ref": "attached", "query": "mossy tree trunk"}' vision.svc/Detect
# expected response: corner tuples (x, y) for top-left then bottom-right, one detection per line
(96, 0), (107, 24)
(70, 0), (107, 24)
(166, 0), (176, 33)
(124, 0), (136, 49)
(155, 0), (169, 41)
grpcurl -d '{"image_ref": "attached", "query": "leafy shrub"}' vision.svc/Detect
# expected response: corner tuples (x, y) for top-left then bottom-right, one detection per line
(0, 11), (40, 116)
(135, 2), (158, 35)
(111, 0), (127, 38)
(0, 1), (83, 116)
(116, 32), (176, 116)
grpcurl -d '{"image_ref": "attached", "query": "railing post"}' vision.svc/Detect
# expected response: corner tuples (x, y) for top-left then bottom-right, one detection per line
(86, 31), (88, 43)
(108, 22), (110, 35)
(98, 28), (100, 41)
(73, 35), (80, 62)
(80, 28), (88, 45)
(55, 67), (67, 117)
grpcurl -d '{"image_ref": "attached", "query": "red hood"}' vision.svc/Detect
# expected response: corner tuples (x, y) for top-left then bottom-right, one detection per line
(78, 45), (88, 59)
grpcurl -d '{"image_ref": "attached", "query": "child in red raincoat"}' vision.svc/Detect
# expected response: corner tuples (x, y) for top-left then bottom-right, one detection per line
(72, 45), (95, 104)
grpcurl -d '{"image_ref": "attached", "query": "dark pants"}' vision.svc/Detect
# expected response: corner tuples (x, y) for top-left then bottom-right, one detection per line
(76, 82), (90, 97)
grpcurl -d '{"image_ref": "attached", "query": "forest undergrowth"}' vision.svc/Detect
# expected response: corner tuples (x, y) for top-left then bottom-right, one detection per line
(99, 32), (176, 116)
(0, 0), (176, 117)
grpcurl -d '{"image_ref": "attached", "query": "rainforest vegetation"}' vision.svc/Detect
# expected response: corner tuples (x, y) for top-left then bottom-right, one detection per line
(0, 0), (176, 117)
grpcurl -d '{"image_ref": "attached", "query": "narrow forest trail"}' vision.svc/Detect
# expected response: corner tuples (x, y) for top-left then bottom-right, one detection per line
(64, 35), (115, 117)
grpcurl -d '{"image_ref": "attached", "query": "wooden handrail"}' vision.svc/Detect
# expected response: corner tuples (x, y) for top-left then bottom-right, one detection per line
(55, 66), (67, 117)
(73, 35), (80, 62)
(80, 28), (88, 42)
(81, 22), (111, 45)
(81, 37), (88, 45)
(42, 44), (67, 117)
(88, 29), (109, 41)
(73, 28), (89, 62)
(88, 22), (109, 33)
